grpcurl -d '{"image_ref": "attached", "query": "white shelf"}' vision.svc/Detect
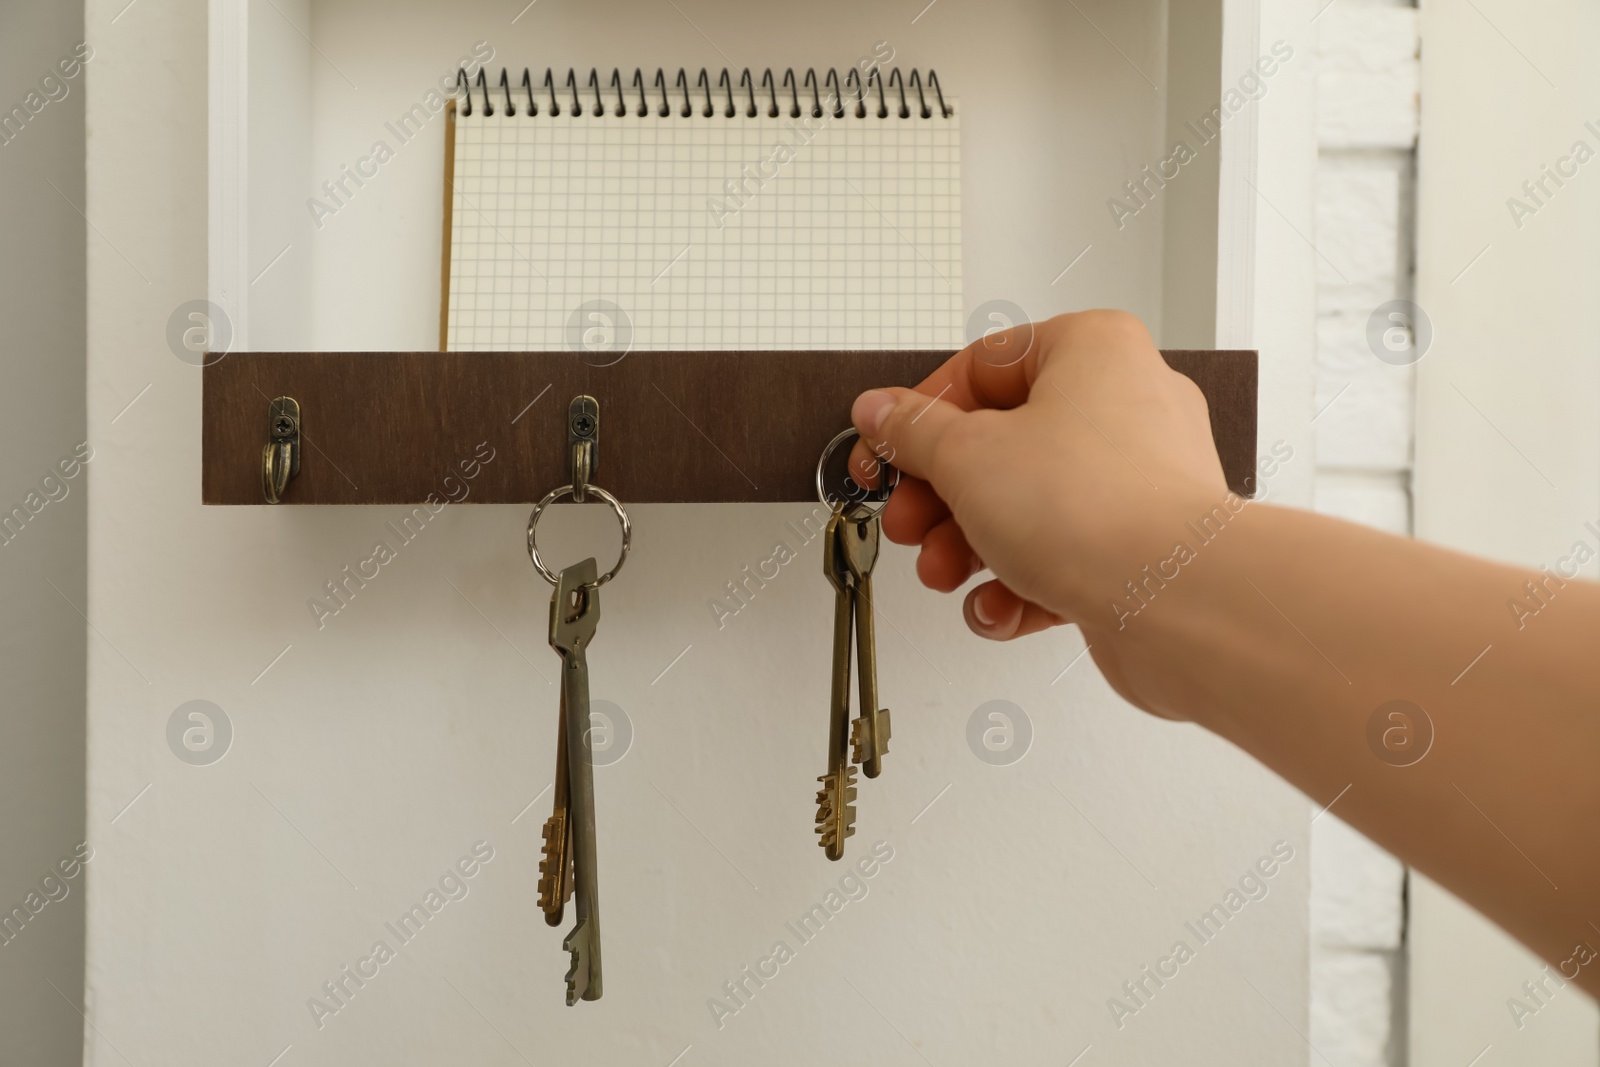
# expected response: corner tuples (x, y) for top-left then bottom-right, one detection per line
(210, 0), (1256, 352)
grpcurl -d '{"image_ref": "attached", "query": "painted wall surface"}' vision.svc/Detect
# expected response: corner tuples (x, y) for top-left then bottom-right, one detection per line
(0, 2), (88, 1064)
(1412, 0), (1600, 1062)
(84, 2), (1310, 1065)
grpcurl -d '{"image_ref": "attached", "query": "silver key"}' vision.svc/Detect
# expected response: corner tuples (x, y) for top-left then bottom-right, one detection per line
(550, 558), (603, 1004)
(842, 504), (891, 778)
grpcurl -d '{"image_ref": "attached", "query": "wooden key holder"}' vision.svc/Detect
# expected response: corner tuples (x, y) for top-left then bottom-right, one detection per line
(201, 349), (1258, 505)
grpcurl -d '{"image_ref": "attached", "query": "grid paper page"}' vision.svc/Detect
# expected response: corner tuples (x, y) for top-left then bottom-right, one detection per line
(446, 108), (961, 351)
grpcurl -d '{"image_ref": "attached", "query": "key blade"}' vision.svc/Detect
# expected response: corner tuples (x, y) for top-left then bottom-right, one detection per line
(539, 671), (574, 925)
(813, 767), (858, 860)
(537, 813), (572, 925)
(563, 917), (599, 1005)
(843, 511), (888, 779)
(550, 558), (601, 654)
(851, 708), (892, 774)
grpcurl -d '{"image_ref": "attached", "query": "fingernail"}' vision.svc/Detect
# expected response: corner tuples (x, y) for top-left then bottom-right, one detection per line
(852, 390), (895, 436)
(972, 593), (995, 628)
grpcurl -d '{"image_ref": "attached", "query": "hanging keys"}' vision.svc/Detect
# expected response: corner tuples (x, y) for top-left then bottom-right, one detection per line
(843, 503), (891, 778)
(537, 686), (574, 926)
(813, 429), (898, 861)
(527, 396), (631, 1005)
(551, 558), (603, 1005)
(815, 502), (859, 860)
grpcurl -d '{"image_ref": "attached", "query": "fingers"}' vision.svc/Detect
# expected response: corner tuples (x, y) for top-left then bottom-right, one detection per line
(843, 321), (1042, 481)
(916, 518), (981, 592)
(901, 311), (1160, 415)
(963, 580), (1065, 641)
(918, 321), (1046, 412)
(845, 438), (894, 490)
(844, 310), (1162, 478)
(849, 386), (966, 485)
(879, 476), (949, 546)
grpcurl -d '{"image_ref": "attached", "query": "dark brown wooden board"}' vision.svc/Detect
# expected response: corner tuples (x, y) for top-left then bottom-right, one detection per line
(202, 350), (1258, 504)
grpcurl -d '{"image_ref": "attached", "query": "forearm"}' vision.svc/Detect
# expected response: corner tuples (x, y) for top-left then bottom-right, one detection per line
(850, 311), (1600, 986)
(1101, 501), (1600, 991)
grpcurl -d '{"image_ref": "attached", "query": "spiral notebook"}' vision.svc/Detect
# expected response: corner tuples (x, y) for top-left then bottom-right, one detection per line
(440, 66), (962, 352)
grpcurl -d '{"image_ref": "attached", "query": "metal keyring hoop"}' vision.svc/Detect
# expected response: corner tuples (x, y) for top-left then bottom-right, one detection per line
(527, 483), (631, 586)
(815, 427), (900, 512)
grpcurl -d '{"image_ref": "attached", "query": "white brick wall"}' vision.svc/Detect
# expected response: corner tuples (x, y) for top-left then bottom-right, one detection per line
(1309, 3), (1419, 1065)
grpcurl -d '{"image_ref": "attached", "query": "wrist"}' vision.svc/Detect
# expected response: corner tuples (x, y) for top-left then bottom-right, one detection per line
(1075, 485), (1253, 624)
(1081, 496), (1283, 729)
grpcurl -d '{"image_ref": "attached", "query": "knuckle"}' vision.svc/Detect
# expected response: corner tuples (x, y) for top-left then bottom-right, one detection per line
(1173, 373), (1210, 418)
(890, 386), (946, 433)
(1055, 308), (1152, 346)
(928, 410), (997, 477)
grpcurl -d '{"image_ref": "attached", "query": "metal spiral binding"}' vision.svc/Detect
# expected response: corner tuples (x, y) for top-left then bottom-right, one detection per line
(453, 66), (950, 121)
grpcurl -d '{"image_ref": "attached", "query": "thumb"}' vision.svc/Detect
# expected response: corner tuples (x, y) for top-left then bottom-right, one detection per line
(850, 387), (967, 485)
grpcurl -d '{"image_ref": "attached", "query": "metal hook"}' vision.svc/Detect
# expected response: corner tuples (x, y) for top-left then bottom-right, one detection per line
(261, 396), (301, 504)
(568, 395), (599, 503)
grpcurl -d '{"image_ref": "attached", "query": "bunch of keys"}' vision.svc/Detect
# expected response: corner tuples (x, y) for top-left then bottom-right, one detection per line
(814, 429), (896, 860)
(528, 397), (630, 1005)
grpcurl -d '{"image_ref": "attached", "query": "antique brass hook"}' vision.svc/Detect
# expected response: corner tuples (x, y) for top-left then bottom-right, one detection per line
(568, 395), (599, 503)
(261, 396), (301, 504)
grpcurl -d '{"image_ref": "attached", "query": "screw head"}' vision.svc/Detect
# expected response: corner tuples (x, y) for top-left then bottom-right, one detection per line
(572, 413), (597, 436)
(272, 415), (295, 437)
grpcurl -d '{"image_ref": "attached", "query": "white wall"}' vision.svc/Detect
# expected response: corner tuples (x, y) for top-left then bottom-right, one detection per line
(246, 0), (312, 350)
(0, 4), (88, 1064)
(84, 2), (1311, 1065)
(1307, 4), (1418, 1065)
(1411, 0), (1600, 1061)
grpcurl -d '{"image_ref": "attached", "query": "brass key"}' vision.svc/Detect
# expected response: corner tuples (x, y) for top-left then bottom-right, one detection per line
(550, 558), (603, 1004)
(815, 504), (858, 861)
(527, 440), (630, 1007)
(842, 503), (891, 778)
(537, 687), (574, 926)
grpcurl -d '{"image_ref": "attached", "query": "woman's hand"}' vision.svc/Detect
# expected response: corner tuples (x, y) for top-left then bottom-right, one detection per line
(849, 310), (1228, 644)
(854, 312), (1600, 996)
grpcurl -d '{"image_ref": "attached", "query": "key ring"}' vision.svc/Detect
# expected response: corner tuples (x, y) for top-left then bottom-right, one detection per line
(527, 484), (631, 586)
(816, 427), (900, 512)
